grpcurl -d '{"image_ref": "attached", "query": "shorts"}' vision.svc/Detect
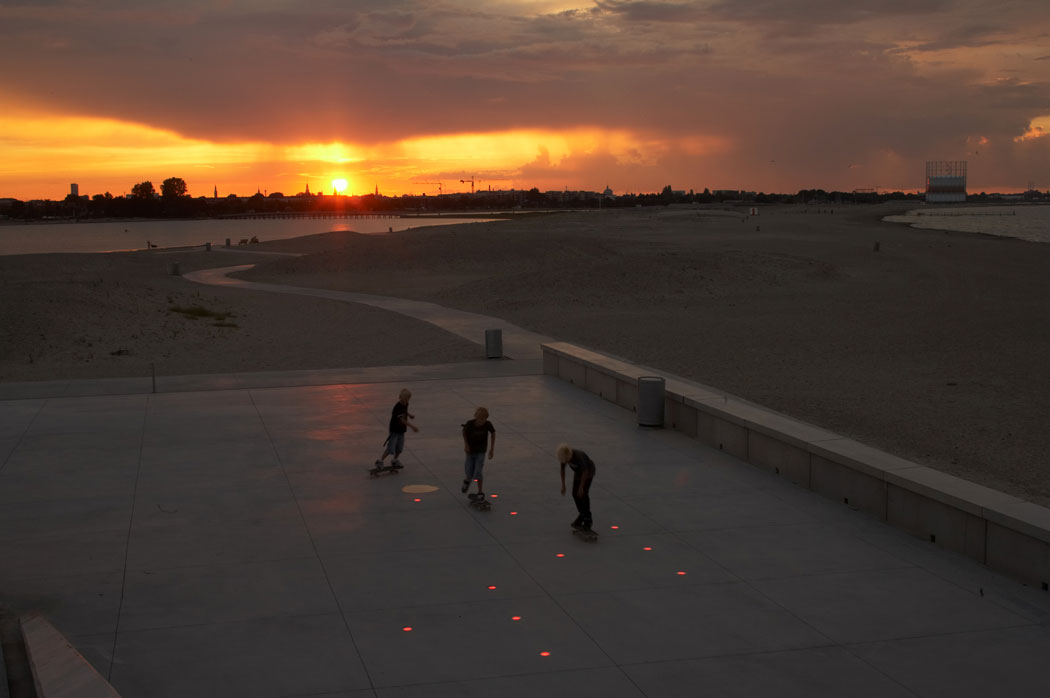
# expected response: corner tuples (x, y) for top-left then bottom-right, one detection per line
(464, 452), (486, 480)
(383, 432), (406, 457)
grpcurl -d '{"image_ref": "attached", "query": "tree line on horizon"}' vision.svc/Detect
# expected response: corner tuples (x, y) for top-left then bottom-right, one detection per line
(2, 176), (992, 222)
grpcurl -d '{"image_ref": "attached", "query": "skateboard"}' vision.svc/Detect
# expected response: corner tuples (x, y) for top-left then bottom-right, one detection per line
(572, 526), (599, 542)
(368, 462), (403, 477)
(468, 493), (492, 512)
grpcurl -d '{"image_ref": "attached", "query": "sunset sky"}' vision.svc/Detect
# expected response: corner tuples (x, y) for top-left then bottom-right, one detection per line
(2, 0), (1049, 200)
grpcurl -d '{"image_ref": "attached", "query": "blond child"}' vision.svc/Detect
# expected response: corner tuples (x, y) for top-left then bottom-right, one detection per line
(375, 388), (418, 468)
(557, 443), (596, 530)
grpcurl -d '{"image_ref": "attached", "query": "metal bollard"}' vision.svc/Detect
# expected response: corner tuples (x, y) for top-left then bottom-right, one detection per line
(205, 242), (211, 252)
(637, 376), (665, 427)
(225, 238), (231, 248)
(170, 262), (180, 276)
(485, 329), (503, 359)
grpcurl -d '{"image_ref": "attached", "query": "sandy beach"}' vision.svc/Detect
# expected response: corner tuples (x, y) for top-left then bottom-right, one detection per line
(3, 203), (1050, 508)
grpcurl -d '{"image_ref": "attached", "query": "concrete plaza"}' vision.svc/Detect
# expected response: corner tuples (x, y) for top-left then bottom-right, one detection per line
(2, 359), (1050, 697)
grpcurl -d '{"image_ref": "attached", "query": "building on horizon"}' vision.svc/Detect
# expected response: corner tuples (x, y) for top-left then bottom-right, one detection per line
(925, 161), (967, 203)
(70, 183), (78, 198)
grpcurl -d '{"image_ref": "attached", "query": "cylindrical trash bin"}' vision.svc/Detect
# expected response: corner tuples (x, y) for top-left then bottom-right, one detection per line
(170, 262), (181, 276)
(205, 242), (211, 252)
(225, 238), (231, 248)
(637, 376), (665, 427)
(485, 329), (503, 359)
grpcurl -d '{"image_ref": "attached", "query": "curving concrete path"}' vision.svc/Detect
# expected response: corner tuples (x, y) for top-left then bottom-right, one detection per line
(184, 265), (553, 362)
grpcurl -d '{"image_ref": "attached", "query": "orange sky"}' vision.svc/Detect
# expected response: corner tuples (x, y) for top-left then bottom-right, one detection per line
(2, 1), (1049, 200)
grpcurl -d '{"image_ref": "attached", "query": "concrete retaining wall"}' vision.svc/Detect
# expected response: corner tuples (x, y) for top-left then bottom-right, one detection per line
(21, 614), (121, 698)
(542, 341), (1050, 589)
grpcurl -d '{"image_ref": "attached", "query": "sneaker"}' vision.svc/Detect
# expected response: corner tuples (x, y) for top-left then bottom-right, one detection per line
(391, 460), (403, 468)
(580, 520), (593, 531)
(570, 517), (583, 529)
(461, 480), (469, 493)
(373, 460), (383, 467)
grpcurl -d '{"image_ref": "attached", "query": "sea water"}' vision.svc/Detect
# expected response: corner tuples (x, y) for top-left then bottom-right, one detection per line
(0, 216), (489, 256)
(883, 205), (1050, 243)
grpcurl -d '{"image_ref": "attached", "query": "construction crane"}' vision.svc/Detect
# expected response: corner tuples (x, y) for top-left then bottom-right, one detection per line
(415, 181), (443, 195)
(459, 176), (479, 194)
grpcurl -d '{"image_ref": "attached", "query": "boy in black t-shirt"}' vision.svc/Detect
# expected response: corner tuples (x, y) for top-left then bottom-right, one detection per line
(374, 388), (418, 468)
(557, 443), (596, 531)
(461, 407), (496, 495)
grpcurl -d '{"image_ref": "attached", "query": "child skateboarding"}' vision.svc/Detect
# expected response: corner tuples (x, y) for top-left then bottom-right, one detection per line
(374, 388), (418, 470)
(557, 443), (596, 533)
(461, 407), (496, 497)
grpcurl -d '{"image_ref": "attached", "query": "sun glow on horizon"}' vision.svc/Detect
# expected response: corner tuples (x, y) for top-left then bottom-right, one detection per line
(0, 104), (736, 200)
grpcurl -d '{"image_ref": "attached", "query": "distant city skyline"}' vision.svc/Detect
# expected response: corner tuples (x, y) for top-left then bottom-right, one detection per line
(1, 1), (1048, 200)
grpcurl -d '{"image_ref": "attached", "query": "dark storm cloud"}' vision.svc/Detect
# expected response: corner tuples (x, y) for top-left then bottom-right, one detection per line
(592, 1), (706, 22)
(906, 23), (1012, 52)
(1, 0), (1048, 192)
(707, 0), (950, 24)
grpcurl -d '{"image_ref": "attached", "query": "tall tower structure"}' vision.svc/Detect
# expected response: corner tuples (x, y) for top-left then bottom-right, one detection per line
(70, 183), (79, 198)
(925, 161), (967, 203)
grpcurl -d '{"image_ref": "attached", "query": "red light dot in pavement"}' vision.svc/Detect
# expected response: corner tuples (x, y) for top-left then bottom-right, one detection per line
(610, 525), (620, 529)
(490, 494), (499, 498)
(510, 511), (518, 515)
(556, 553), (565, 558)
(677, 571), (687, 576)
(487, 585), (497, 590)
(511, 616), (522, 621)
(540, 651), (551, 657)
(643, 547), (652, 551)
(402, 627), (413, 632)
(413, 498), (421, 502)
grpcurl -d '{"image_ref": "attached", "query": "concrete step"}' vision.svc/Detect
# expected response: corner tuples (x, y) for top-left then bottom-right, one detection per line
(0, 607), (33, 698)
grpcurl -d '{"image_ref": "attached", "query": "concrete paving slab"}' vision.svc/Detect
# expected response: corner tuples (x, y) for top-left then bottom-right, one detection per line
(324, 544), (545, 613)
(65, 633), (115, 684)
(682, 522), (910, 581)
(752, 566), (1029, 644)
(131, 482), (300, 529)
(0, 527), (129, 584)
(556, 583), (830, 664)
(852, 625), (1050, 698)
(305, 507), (497, 558)
(1, 572), (123, 637)
(3, 369), (1050, 697)
(3, 432), (142, 474)
(345, 596), (612, 687)
(625, 488), (825, 532)
(117, 557), (337, 631)
(124, 514), (314, 571)
(0, 399), (44, 439)
(374, 667), (645, 698)
(624, 646), (917, 698)
(0, 494), (130, 537)
(504, 531), (737, 594)
(110, 614), (370, 698)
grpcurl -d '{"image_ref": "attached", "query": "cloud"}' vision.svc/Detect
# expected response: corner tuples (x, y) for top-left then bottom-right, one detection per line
(1, 0), (1049, 194)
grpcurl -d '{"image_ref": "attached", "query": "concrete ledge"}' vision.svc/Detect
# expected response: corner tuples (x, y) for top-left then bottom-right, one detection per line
(542, 341), (1050, 589)
(21, 614), (121, 698)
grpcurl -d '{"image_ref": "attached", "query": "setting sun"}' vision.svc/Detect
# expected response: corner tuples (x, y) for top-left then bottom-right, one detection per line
(331, 178), (348, 194)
